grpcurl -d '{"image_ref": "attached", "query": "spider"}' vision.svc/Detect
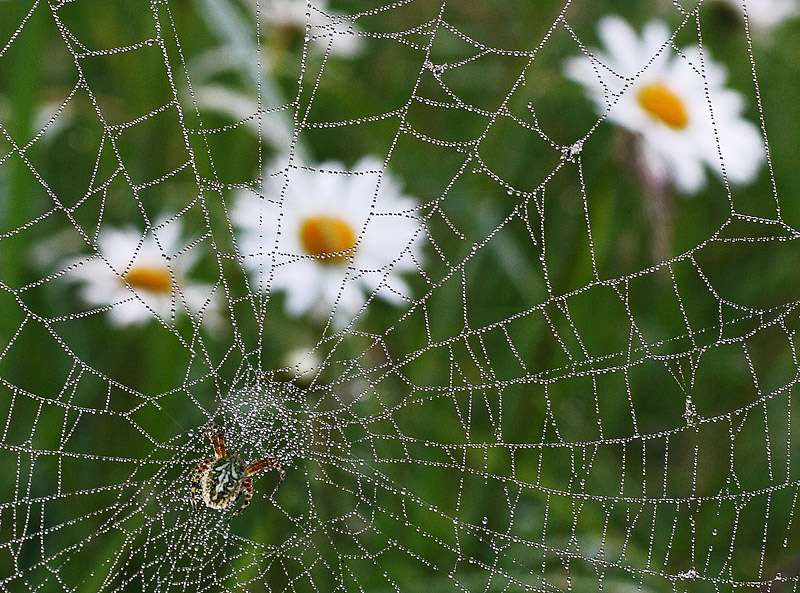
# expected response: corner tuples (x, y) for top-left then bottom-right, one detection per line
(189, 422), (285, 522)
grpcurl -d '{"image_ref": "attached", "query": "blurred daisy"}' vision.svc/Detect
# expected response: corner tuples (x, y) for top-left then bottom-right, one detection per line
(722, 0), (799, 31)
(259, 0), (362, 57)
(65, 218), (218, 327)
(233, 157), (424, 325)
(282, 345), (322, 384)
(565, 15), (764, 194)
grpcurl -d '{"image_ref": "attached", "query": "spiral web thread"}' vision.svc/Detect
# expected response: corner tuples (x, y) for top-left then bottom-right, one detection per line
(0, 0), (798, 592)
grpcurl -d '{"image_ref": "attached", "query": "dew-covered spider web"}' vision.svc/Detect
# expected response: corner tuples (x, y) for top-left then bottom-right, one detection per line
(1, 0), (799, 591)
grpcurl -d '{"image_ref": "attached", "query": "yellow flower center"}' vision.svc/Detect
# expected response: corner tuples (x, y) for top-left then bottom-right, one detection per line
(123, 265), (173, 293)
(299, 216), (358, 265)
(637, 83), (689, 129)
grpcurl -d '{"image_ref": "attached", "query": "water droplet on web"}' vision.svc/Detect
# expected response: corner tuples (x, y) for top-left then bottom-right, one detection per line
(481, 516), (488, 525)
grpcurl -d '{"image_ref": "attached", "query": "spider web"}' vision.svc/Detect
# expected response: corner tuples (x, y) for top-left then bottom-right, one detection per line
(1, 1), (799, 592)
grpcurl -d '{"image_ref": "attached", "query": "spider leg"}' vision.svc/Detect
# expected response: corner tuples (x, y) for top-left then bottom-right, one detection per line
(206, 422), (226, 458)
(228, 478), (253, 522)
(189, 458), (214, 511)
(245, 458), (286, 493)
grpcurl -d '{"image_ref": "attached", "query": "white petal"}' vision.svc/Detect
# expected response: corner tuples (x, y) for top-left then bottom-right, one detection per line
(380, 274), (411, 303)
(360, 272), (410, 305)
(79, 280), (124, 307)
(597, 15), (643, 76)
(107, 299), (153, 327)
(331, 280), (367, 323)
(564, 55), (600, 89)
(98, 228), (142, 270)
(666, 145), (707, 194)
(717, 119), (765, 185)
(279, 260), (325, 316)
(182, 283), (217, 314)
(641, 20), (672, 62)
(68, 258), (112, 282)
(152, 216), (183, 254)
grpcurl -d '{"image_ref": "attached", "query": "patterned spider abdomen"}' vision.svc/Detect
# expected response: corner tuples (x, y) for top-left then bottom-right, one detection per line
(200, 454), (247, 509)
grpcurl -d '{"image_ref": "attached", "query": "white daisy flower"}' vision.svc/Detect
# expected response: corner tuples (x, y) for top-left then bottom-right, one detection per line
(259, 0), (362, 57)
(722, 0), (799, 31)
(64, 218), (218, 327)
(232, 157), (424, 325)
(565, 15), (765, 194)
